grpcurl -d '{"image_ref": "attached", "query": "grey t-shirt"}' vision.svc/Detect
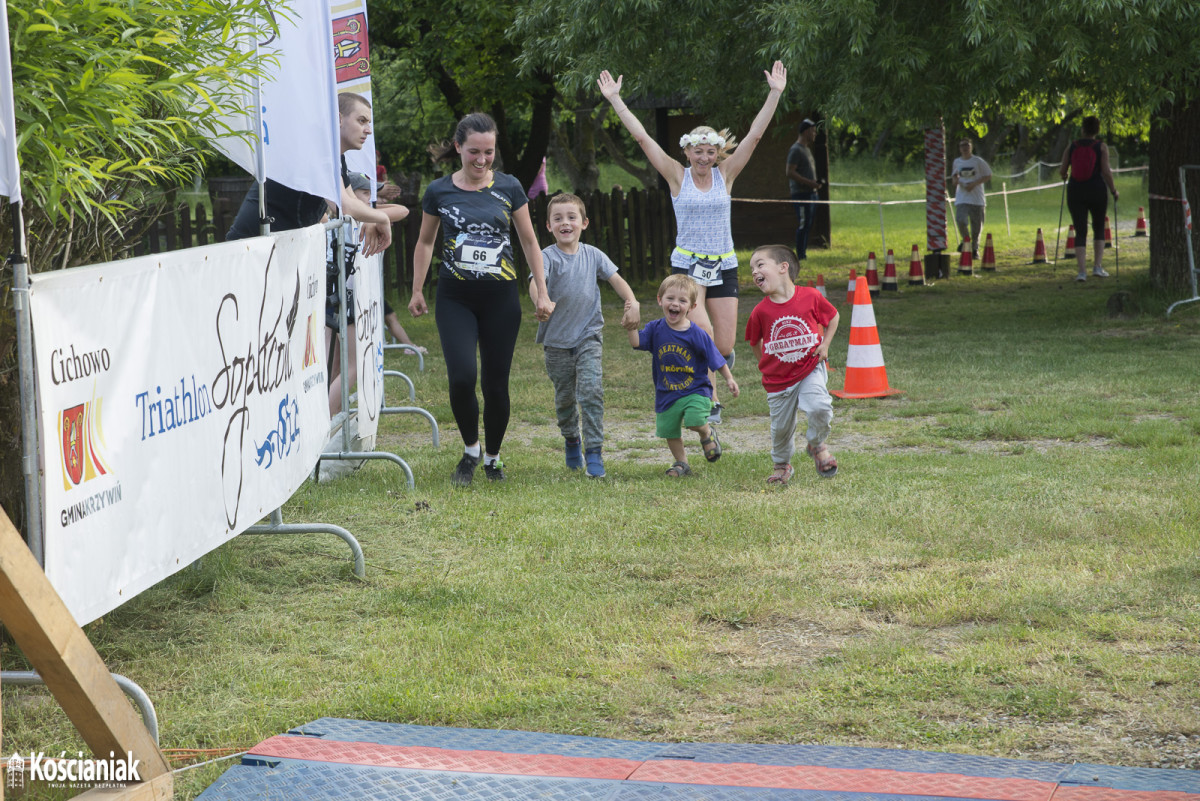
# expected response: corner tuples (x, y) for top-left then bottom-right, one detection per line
(535, 243), (618, 348)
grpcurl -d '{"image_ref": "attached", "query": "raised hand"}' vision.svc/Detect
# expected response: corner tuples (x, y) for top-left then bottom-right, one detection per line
(597, 70), (624, 103)
(765, 60), (787, 93)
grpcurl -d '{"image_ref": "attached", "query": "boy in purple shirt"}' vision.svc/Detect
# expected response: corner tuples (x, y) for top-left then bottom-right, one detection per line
(625, 274), (739, 477)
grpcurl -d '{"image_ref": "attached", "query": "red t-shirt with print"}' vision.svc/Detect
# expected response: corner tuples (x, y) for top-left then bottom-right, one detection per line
(745, 286), (838, 392)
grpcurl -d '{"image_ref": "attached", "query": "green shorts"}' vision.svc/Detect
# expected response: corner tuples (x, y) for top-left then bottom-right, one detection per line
(655, 394), (714, 438)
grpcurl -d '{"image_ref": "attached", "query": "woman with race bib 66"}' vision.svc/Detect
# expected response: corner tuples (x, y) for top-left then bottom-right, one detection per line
(598, 61), (787, 423)
(409, 113), (555, 486)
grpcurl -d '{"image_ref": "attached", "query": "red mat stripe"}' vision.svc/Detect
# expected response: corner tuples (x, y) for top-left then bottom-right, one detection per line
(629, 761), (1055, 800)
(249, 735), (641, 780)
(248, 737), (1200, 801)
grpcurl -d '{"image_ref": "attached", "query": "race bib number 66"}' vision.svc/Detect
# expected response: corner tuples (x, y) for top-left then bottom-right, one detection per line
(453, 233), (505, 274)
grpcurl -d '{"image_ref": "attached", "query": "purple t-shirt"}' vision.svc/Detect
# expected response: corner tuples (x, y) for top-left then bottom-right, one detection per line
(634, 318), (726, 412)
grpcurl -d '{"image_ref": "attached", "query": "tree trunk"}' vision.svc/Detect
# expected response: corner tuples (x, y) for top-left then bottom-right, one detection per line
(1148, 98), (1200, 294)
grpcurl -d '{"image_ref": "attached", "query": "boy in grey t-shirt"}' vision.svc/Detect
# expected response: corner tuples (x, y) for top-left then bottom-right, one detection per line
(530, 193), (640, 477)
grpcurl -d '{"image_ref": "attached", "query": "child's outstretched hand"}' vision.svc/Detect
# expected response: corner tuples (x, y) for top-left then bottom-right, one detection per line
(726, 376), (740, 398)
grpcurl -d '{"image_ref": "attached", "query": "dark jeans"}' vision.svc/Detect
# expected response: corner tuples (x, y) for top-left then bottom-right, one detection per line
(792, 190), (819, 259)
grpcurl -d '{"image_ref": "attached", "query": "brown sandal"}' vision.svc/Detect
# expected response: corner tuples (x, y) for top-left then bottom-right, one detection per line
(806, 443), (838, 478)
(765, 463), (794, 485)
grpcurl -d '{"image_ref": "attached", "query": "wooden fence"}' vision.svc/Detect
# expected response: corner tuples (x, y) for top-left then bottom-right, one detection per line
(136, 187), (678, 295)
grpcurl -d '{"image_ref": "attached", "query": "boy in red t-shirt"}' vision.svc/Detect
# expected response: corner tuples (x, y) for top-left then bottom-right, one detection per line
(745, 245), (840, 484)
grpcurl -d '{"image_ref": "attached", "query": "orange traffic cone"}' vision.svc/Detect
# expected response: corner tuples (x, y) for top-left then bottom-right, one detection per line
(815, 273), (827, 299)
(882, 249), (898, 291)
(1031, 228), (1048, 264)
(832, 277), (903, 399)
(1104, 216), (1113, 249)
(1065, 224), (1076, 251)
(806, 280), (815, 288)
(1135, 207), (1148, 237)
(907, 244), (925, 286)
(957, 235), (974, 276)
(846, 269), (857, 305)
(865, 252), (880, 297)
(980, 233), (997, 272)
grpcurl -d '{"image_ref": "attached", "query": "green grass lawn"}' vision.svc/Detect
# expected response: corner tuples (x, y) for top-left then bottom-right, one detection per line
(2, 167), (1198, 800)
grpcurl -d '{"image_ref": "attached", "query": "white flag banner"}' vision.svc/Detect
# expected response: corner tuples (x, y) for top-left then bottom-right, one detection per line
(0, 0), (22, 202)
(331, 0), (375, 194)
(211, 1), (341, 206)
(29, 226), (332, 625)
(352, 248), (384, 439)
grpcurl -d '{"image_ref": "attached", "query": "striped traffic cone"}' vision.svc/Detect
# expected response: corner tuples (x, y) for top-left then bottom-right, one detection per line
(907, 244), (925, 286)
(1066, 225), (1076, 251)
(957, 235), (974, 276)
(846, 269), (857, 305)
(815, 273), (828, 299)
(865, 252), (880, 297)
(980, 233), (997, 272)
(882, 249), (898, 291)
(832, 277), (903, 399)
(1135, 207), (1148, 237)
(1104, 216), (1113, 249)
(1031, 228), (1048, 264)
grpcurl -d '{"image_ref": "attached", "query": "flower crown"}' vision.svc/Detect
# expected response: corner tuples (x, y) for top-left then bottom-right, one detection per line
(679, 131), (726, 149)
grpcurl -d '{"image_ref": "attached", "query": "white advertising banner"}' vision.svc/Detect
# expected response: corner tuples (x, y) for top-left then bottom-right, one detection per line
(211, 1), (341, 206)
(351, 249), (384, 439)
(0, 0), (22, 202)
(29, 226), (332, 625)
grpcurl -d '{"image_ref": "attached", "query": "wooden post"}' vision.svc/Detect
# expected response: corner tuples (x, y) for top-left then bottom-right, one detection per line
(0, 507), (172, 799)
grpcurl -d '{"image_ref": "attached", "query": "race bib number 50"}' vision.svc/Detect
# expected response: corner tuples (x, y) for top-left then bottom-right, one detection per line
(454, 233), (505, 274)
(689, 256), (724, 287)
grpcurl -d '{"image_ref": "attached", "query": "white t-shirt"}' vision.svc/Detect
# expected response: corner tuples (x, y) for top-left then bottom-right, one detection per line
(953, 155), (990, 206)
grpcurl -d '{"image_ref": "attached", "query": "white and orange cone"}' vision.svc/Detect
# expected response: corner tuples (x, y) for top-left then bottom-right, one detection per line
(815, 273), (828, 299)
(957, 235), (974, 276)
(980, 233), (997, 272)
(1104, 216), (1113, 249)
(865, 252), (880, 297)
(907, 244), (925, 286)
(1135, 207), (1148, 237)
(1065, 224), (1076, 251)
(1031, 228), (1048, 264)
(846, 268), (857, 305)
(832, 277), (903, 399)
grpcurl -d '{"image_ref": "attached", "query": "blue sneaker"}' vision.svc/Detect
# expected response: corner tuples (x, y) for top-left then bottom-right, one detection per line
(564, 438), (583, 470)
(585, 449), (605, 478)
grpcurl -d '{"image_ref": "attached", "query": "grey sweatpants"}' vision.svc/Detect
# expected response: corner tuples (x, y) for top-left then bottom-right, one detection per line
(543, 334), (605, 450)
(767, 362), (833, 465)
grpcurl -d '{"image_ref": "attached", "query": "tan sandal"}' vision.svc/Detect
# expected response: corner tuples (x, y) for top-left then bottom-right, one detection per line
(806, 443), (838, 478)
(765, 463), (794, 485)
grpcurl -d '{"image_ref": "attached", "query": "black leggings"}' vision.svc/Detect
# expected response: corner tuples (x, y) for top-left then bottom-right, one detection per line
(1067, 180), (1108, 244)
(435, 279), (522, 454)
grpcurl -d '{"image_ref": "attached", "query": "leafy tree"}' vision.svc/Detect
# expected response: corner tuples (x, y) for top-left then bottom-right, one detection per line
(369, 0), (556, 190)
(0, 0), (275, 532)
(515, 0), (1200, 293)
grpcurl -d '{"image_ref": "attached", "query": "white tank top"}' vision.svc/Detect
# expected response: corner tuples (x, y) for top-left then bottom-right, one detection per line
(670, 166), (738, 272)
